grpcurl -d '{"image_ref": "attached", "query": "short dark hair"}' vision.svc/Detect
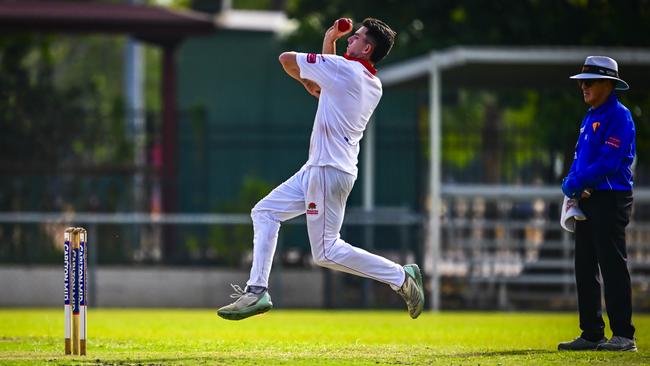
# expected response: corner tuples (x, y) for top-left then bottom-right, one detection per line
(362, 18), (396, 64)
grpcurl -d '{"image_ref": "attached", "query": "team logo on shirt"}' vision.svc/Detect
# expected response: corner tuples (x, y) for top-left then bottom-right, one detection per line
(592, 122), (600, 132)
(605, 136), (621, 148)
(306, 202), (319, 215)
(307, 53), (317, 63)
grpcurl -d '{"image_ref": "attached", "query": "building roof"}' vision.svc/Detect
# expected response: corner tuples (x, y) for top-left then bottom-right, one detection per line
(215, 9), (296, 34)
(0, 1), (215, 43)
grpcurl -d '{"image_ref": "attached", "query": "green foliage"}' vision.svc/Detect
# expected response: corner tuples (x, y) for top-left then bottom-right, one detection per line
(1, 35), (82, 165)
(285, 0), (650, 62)
(233, 0), (273, 9)
(442, 90), (489, 169)
(0, 35), (134, 164)
(144, 46), (162, 111)
(1, 309), (650, 365)
(622, 92), (650, 183)
(439, 89), (592, 183)
(207, 176), (275, 266)
(0, 35), (134, 212)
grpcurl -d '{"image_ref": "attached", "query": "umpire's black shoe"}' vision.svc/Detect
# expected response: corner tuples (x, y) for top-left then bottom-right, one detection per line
(596, 336), (637, 352)
(558, 336), (607, 351)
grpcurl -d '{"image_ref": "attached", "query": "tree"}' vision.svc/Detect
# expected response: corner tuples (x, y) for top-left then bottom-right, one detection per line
(0, 35), (133, 211)
(285, 0), (650, 62)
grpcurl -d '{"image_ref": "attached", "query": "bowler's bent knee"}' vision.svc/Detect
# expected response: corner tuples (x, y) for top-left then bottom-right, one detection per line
(311, 238), (339, 268)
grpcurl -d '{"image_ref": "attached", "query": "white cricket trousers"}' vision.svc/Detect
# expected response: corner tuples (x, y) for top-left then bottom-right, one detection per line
(247, 165), (405, 289)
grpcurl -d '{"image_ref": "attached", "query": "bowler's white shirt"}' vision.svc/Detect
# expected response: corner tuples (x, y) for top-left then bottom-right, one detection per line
(296, 53), (382, 177)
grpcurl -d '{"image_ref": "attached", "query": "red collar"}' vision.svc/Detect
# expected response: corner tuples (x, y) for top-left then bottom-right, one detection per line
(343, 54), (377, 75)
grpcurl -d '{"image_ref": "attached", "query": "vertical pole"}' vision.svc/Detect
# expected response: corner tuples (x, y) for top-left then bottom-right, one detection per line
(125, 7), (146, 258)
(71, 229), (80, 355)
(427, 56), (441, 311)
(79, 228), (88, 356)
(362, 115), (375, 306)
(162, 43), (178, 210)
(363, 115), (375, 212)
(89, 224), (98, 309)
(162, 42), (178, 262)
(64, 228), (73, 355)
(125, 30), (145, 207)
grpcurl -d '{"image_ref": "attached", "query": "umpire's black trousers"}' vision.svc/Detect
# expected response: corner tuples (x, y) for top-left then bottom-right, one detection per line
(575, 190), (635, 340)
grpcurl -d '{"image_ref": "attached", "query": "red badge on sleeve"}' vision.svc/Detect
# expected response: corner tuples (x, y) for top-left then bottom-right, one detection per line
(605, 136), (621, 148)
(307, 53), (317, 64)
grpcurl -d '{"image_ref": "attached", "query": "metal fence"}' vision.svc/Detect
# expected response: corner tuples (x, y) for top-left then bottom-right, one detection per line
(2, 185), (650, 310)
(0, 207), (422, 309)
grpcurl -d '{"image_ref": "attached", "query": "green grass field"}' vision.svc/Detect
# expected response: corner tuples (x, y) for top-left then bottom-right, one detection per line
(0, 309), (648, 365)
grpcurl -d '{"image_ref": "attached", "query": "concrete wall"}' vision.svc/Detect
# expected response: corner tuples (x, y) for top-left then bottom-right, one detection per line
(0, 266), (323, 308)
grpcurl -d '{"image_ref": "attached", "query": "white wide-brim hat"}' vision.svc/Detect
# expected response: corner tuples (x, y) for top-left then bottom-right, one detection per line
(570, 55), (629, 90)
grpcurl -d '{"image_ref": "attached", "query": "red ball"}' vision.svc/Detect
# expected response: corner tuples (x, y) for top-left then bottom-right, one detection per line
(337, 18), (352, 32)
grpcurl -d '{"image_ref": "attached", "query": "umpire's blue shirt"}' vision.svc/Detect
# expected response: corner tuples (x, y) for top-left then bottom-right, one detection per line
(564, 92), (635, 196)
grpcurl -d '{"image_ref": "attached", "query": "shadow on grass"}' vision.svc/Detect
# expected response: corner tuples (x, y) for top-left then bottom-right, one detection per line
(72, 356), (257, 366)
(450, 349), (556, 358)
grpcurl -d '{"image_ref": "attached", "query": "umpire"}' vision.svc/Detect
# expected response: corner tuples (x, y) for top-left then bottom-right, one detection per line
(559, 56), (637, 352)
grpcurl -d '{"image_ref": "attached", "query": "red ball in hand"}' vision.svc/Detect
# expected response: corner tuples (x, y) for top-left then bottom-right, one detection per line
(337, 18), (352, 32)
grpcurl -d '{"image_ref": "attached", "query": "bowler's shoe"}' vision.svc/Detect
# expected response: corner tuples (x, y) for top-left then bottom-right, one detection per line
(397, 264), (425, 319)
(596, 336), (637, 352)
(558, 336), (607, 351)
(217, 284), (273, 321)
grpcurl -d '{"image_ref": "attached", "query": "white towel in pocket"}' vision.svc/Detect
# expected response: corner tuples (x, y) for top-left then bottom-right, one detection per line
(561, 196), (587, 233)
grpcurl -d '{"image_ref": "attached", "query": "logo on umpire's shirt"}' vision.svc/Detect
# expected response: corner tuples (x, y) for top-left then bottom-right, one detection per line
(306, 202), (319, 215)
(592, 122), (600, 132)
(605, 136), (621, 148)
(307, 53), (317, 64)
